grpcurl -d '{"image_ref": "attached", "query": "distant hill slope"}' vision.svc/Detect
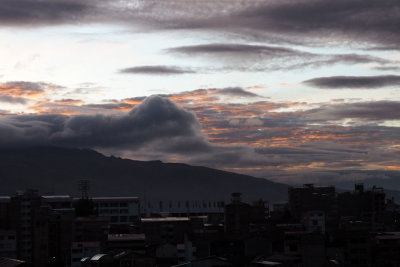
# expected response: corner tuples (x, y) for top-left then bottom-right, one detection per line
(0, 147), (288, 202)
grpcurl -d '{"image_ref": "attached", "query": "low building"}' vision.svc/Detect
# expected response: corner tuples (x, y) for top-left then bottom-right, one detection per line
(107, 233), (146, 251)
(92, 197), (140, 227)
(70, 242), (100, 267)
(171, 256), (233, 267)
(303, 211), (325, 233)
(141, 217), (191, 245)
(0, 230), (17, 258)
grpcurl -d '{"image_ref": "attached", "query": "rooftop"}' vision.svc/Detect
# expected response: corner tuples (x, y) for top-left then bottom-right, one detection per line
(108, 234), (146, 241)
(72, 241), (100, 247)
(0, 257), (26, 267)
(141, 217), (190, 222)
(91, 197), (139, 201)
(254, 261), (282, 266)
(0, 196), (11, 203)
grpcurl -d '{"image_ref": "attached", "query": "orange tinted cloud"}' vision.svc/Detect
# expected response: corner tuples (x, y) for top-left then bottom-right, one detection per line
(0, 81), (45, 97)
(54, 99), (84, 105)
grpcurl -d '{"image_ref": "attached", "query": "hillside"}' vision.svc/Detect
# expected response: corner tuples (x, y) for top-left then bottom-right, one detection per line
(0, 147), (288, 202)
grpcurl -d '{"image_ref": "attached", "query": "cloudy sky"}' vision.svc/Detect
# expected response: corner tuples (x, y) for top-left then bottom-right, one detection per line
(0, 0), (399, 184)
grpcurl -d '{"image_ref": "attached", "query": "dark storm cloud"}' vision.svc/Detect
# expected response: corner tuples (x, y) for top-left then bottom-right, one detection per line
(119, 66), (195, 75)
(374, 66), (400, 72)
(255, 146), (366, 156)
(306, 101), (400, 121)
(83, 103), (134, 110)
(0, 0), (90, 25)
(167, 43), (306, 56)
(233, 0), (400, 48)
(128, 0), (400, 48)
(214, 87), (259, 97)
(304, 75), (400, 89)
(0, 96), (208, 150)
(1, 0), (399, 48)
(296, 54), (393, 69)
(167, 43), (392, 71)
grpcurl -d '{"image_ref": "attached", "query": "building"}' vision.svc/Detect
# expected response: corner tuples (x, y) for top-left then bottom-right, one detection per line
(141, 217), (192, 245)
(0, 230), (17, 258)
(338, 184), (385, 223)
(288, 184), (336, 222)
(107, 233), (146, 251)
(303, 211), (325, 233)
(0, 197), (11, 229)
(141, 199), (225, 217)
(92, 197), (140, 227)
(71, 242), (101, 267)
(224, 193), (251, 236)
(9, 190), (43, 264)
(74, 216), (110, 249)
(171, 256), (233, 267)
(373, 232), (400, 266)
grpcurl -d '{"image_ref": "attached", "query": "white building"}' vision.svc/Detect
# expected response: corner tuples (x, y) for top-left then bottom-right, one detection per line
(141, 199), (225, 216)
(92, 197), (140, 225)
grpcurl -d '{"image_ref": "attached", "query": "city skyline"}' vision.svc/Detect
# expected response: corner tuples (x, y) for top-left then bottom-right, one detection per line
(0, 0), (399, 184)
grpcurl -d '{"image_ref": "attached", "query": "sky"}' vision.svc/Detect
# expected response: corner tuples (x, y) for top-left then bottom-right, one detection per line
(0, 0), (399, 185)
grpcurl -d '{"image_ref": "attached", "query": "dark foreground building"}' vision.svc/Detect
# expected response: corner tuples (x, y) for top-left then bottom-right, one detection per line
(1, 184), (400, 266)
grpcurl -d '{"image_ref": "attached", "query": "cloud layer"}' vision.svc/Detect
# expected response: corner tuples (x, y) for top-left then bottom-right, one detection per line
(119, 66), (195, 75)
(0, 96), (207, 151)
(1, 0), (399, 49)
(1, 91), (399, 184)
(304, 75), (400, 89)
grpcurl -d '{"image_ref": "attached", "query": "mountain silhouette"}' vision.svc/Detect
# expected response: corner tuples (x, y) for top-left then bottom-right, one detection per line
(0, 147), (288, 202)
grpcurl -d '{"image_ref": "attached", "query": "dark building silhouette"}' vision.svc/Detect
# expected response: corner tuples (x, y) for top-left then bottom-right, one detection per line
(9, 190), (42, 264)
(0, 185), (399, 266)
(224, 193), (251, 236)
(338, 184), (385, 223)
(288, 184), (336, 223)
(141, 217), (191, 245)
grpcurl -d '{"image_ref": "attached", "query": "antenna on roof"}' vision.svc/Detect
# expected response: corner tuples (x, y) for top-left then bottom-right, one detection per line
(78, 179), (90, 199)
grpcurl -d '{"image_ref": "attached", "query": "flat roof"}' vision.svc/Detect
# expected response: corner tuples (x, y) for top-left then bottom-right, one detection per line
(0, 257), (25, 267)
(78, 197), (139, 201)
(91, 254), (109, 261)
(72, 241), (100, 247)
(376, 232), (400, 240)
(108, 233), (145, 241)
(141, 217), (190, 222)
(75, 216), (109, 222)
(92, 197), (139, 201)
(42, 195), (72, 202)
(42, 195), (71, 198)
(255, 261), (282, 266)
(0, 196), (11, 203)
